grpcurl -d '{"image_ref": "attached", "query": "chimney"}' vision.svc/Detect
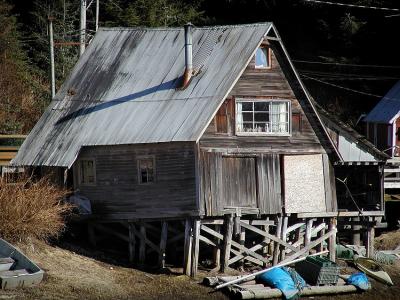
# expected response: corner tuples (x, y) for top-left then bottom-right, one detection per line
(181, 23), (193, 89)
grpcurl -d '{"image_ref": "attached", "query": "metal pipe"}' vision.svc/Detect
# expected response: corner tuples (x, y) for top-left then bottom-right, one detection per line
(181, 23), (193, 88)
(80, 0), (87, 56)
(48, 16), (56, 99)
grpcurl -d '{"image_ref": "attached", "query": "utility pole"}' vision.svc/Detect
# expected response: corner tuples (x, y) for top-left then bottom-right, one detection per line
(95, 0), (100, 31)
(80, 0), (87, 56)
(49, 16), (56, 99)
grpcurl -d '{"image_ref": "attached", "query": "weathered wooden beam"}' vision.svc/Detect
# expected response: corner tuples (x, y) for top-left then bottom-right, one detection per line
(273, 216), (282, 265)
(183, 219), (193, 276)
(328, 218), (337, 262)
(286, 222), (305, 234)
(240, 221), (298, 252)
(190, 220), (201, 277)
(221, 215), (234, 273)
(280, 216), (288, 260)
(230, 248), (265, 266)
(201, 224), (224, 240)
(366, 223), (375, 258)
(304, 219), (313, 254)
(159, 221), (168, 268)
(139, 224), (146, 265)
(213, 225), (221, 269)
(128, 222), (136, 263)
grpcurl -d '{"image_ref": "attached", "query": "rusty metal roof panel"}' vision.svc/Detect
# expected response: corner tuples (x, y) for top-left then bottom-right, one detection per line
(364, 80), (400, 124)
(12, 23), (272, 167)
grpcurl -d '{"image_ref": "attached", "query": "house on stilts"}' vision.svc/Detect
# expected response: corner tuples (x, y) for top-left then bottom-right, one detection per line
(12, 23), (385, 276)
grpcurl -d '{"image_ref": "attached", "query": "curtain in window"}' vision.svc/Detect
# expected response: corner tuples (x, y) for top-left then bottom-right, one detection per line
(271, 102), (288, 133)
(236, 102), (243, 132)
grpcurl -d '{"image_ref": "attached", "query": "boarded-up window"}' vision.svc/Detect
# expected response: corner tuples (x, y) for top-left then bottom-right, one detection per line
(222, 157), (257, 208)
(138, 157), (155, 184)
(79, 159), (95, 185)
(292, 112), (302, 133)
(283, 154), (326, 213)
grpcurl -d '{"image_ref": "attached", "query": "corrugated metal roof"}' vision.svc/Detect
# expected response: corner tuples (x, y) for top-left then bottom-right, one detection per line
(12, 23), (272, 167)
(364, 80), (400, 124)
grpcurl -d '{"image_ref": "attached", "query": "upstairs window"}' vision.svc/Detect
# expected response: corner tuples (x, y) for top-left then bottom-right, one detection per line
(236, 99), (290, 135)
(79, 159), (95, 185)
(138, 157), (155, 184)
(255, 46), (270, 69)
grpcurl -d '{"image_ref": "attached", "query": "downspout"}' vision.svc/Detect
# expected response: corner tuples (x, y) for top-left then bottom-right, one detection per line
(181, 23), (193, 89)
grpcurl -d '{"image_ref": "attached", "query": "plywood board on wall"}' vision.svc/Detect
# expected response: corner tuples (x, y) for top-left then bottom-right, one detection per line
(284, 154), (327, 213)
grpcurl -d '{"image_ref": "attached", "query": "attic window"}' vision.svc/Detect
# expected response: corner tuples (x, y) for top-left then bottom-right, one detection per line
(138, 157), (155, 184)
(255, 46), (271, 69)
(236, 99), (290, 135)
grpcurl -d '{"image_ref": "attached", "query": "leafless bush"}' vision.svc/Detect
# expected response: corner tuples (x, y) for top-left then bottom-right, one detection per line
(0, 176), (73, 242)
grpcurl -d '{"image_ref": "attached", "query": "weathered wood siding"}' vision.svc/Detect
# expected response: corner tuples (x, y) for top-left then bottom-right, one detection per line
(198, 40), (333, 216)
(199, 151), (281, 216)
(73, 142), (197, 219)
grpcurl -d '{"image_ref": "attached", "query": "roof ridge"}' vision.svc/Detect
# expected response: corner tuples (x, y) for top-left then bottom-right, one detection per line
(98, 22), (272, 32)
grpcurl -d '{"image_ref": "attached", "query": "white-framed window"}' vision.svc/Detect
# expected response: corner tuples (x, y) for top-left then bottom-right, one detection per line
(137, 157), (155, 184)
(255, 46), (271, 69)
(79, 159), (96, 185)
(236, 99), (291, 135)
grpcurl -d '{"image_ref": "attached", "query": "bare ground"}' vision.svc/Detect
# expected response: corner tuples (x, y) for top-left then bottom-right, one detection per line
(1, 231), (400, 300)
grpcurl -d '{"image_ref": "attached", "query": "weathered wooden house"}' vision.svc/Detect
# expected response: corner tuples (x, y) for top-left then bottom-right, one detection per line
(364, 80), (400, 158)
(12, 23), (380, 275)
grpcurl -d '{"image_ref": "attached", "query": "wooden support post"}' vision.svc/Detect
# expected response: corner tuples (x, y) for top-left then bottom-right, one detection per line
(273, 216), (282, 266)
(317, 219), (325, 252)
(328, 218), (337, 262)
(88, 222), (96, 247)
(221, 214), (234, 273)
(263, 217), (271, 257)
(183, 219), (193, 276)
(280, 216), (288, 260)
(159, 221), (168, 268)
(213, 225), (221, 269)
(190, 220), (201, 277)
(366, 221), (375, 258)
(352, 217), (361, 246)
(139, 223), (146, 266)
(304, 218), (314, 255)
(128, 222), (136, 263)
(239, 224), (246, 270)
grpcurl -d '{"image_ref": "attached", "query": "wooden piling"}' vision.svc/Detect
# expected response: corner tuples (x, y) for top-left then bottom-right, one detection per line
(159, 221), (168, 268)
(139, 223), (146, 265)
(328, 217), (337, 262)
(128, 222), (136, 263)
(190, 220), (201, 277)
(272, 216), (282, 265)
(183, 219), (193, 276)
(221, 214), (234, 273)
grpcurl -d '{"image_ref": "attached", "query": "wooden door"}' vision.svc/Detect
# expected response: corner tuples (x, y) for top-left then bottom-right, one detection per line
(222, 157), (257, 208)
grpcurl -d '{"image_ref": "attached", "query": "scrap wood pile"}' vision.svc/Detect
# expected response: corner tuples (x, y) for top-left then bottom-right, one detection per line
(203, 251), (377, 299)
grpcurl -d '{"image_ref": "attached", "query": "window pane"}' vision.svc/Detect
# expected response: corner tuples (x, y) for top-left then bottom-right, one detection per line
(242, 123), (253, 132)
(255, 47), (268, 68)
(242, 112), (253, 122)
(80, 160), (95, 184)
(254, 102), (269, 112)
(241, 102), (253, 111)
(254, 112), (269, 122)
(138, 158), (155, 184)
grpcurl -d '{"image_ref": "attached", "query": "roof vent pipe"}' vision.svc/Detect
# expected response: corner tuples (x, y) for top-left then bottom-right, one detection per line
(182, 23), (193, 88)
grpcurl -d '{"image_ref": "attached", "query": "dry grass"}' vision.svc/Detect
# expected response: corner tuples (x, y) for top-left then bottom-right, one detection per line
(0, 240), (227, 300)
(0, 176), (73, 242)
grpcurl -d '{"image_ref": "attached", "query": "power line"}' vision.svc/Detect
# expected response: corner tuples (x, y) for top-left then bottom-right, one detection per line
(304, 0), (400, 12)
(294, 59), (400, 69)
(301, 74), (383, 97)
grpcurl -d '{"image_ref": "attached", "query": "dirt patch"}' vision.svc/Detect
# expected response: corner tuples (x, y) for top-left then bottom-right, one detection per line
(375, 230), (400, 251)
(0, 240), (226, 300)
